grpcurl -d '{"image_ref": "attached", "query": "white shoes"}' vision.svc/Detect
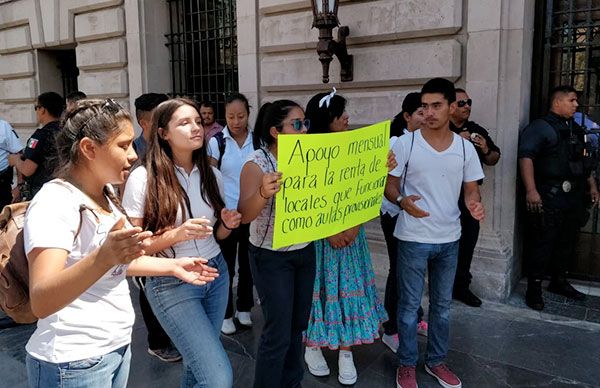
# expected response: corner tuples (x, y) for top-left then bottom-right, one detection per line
(220, 318), (236, 335)
(338, 350), (357, 385)
(304, 347), (330, 377)
(382, 333), (399, 353)
(235, 311), (253, 326)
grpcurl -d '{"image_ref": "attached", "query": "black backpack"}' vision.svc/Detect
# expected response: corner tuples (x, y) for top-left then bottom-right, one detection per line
(213, 132), (226, 169)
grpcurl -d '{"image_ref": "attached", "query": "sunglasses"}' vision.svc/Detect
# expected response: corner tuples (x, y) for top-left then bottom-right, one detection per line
(457, 99), (473, 108)
(76, 98), (124, 137)
(288, 118), (311, 131)
(34, 105), (43, 111)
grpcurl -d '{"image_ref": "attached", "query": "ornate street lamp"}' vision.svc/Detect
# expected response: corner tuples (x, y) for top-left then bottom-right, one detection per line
(310, 0), (353, 83)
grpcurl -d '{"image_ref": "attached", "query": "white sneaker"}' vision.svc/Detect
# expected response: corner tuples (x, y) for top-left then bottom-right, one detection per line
(338, 350), (357, 385)
(304, 347), (330, 377)
(235, 311), (253, 326)
(382, 333), (399, 353)
(221, 318), (236, 335)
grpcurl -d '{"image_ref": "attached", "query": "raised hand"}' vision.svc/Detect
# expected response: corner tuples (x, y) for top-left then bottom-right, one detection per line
(221, 208), (242, 230)
(98, 217), (153, 266)
(400, 195), (430, 218)
(176, 217), (213, 241)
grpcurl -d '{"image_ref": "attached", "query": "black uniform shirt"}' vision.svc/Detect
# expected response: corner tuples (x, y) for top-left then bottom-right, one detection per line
(450, 120), (500, 185)
(450, 120), (501, 161)
(22, 120), (60, 195)
(518, 113), (585, 178)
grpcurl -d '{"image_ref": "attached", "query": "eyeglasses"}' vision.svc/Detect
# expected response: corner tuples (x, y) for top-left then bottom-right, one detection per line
(34, 105), (42, 111)
(288, 118), (310, 131)
(457, 99), (473, 108)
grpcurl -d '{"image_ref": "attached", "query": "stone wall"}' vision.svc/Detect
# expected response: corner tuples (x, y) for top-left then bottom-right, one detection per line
(238, 0), (536, 301)
(0, 0), (129, 137)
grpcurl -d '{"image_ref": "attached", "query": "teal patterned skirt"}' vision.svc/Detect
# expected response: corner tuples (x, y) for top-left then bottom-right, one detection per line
(303, 226), (388, 349)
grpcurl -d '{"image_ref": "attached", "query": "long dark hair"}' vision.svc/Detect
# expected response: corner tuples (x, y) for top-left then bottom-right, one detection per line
(142, 98), (224, 233)
(252, 100), (302, 149)
(390, 92), (422, 137)
(305, 93), (347, 134)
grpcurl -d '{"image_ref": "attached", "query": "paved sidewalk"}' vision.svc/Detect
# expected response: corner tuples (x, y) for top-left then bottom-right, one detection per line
(2, 280), (600, 388)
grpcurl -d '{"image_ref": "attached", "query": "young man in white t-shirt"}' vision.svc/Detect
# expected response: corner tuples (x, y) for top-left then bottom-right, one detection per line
(385, 78), (485, 388)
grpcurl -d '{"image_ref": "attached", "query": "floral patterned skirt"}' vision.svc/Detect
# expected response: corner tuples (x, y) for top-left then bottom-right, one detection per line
(303, 226), (388, 349)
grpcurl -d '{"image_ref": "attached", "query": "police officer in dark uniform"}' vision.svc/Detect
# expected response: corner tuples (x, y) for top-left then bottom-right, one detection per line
(9, 92), (64, 200)
(450, 88), (501, 307)
(518, 85), (598, 311)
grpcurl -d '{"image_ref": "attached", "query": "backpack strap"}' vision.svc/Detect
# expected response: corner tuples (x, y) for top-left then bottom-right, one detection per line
(214, 132), (226, 169)
(400, 131), (415, 195)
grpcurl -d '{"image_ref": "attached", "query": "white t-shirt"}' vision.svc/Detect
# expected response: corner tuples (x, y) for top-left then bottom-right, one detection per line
(24, 180), (135, 363)
(122, 165), (224, 259)
(389, 130), (484, 243)
(244, 149), (308, 251)
(208, 127), (254, 209)
(0, 119), (24, 171)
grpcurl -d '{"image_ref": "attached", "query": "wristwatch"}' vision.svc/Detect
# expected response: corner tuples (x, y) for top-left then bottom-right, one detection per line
(396, 195), (404, 210)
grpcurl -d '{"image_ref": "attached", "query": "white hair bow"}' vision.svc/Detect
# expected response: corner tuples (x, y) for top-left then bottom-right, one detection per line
(318, 87), (337, 108)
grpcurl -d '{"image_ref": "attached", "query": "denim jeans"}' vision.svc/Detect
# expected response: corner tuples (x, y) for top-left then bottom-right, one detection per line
(26, 344), (131, 388)
(396, 240), (459, 366)
(380, 213), (424, 335)
(249, 243), (316, 388)
(145, 253), (232, 388)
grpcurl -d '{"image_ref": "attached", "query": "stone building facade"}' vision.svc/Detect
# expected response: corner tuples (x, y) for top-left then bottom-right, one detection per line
(0, 0), (537, 301)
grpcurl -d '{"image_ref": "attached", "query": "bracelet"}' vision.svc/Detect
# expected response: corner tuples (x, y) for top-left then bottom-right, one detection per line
(221, 220), (235, 231)
(258, 185), (270, 200)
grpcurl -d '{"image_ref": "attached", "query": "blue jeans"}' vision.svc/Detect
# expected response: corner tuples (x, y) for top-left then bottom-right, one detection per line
(26, 345), (131, 388)
(396, 240), (459, 366)
(145, 253), (232, 388)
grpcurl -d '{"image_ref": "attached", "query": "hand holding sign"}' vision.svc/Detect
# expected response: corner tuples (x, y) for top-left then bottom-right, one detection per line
(400, 195), (430, 218)
(260, 172), (283, 199)
(386, 150), (397, 172)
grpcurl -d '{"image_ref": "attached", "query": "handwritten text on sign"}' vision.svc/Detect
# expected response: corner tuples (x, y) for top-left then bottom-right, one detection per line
(272, 121), (390, 249)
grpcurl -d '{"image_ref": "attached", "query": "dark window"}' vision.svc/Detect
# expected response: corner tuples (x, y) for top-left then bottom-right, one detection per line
(166, 0), (238, 123)
(56, 49), (79, 97)
(532, 0), (600, 121)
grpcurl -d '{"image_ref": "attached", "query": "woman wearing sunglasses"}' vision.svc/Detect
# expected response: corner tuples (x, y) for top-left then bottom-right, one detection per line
(238, 100), (316, 388)
(302, 90), (387, 386)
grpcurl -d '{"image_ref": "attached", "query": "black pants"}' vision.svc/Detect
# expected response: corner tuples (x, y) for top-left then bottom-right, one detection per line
(138, 278), (172, 350)
(526, 206), (581, 282)
(219, 223), (254, 318)
(453, 199), (480, 292)
(0, 167), (13, 210)
(249, 243), (316, 388)
(380, 212), (424, 335)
